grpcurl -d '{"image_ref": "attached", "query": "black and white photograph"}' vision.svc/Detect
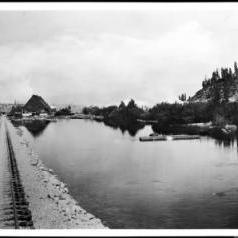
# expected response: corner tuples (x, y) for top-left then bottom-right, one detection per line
(0, 2), (238, 235)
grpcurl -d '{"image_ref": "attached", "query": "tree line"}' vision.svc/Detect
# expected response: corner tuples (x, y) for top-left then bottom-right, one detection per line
(82, 62), (238, 128)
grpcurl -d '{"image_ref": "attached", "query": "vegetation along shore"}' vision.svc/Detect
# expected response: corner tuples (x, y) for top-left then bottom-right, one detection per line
(82, 62), (238, 139)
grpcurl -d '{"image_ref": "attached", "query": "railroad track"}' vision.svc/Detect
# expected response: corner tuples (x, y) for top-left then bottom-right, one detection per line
(0, 118), (34, 229)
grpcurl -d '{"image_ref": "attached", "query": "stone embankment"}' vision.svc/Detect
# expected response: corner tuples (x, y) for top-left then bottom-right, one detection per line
(4, 117), (107, 229)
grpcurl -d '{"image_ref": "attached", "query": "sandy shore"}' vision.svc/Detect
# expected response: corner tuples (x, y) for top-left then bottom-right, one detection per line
(5, 118), (107, 229)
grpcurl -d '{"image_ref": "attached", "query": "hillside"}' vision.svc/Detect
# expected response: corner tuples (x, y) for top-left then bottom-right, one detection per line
(24, 95), (51, 113)
(190, 62), (238, 103)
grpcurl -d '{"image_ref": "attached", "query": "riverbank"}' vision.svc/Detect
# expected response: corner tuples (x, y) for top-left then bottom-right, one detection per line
(151, 121), (238, 140)
(4, 117), (107, 229)
(8, 113), (104, 122)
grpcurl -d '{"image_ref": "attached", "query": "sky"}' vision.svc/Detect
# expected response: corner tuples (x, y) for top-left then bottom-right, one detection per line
(1, 3), (238, 106)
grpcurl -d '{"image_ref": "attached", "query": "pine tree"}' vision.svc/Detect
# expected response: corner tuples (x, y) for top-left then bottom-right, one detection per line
(234, 61), (238, 80)
(178, 93), (187, 102)
(119, 101), (126, 109)
(213, 83), (221, 104)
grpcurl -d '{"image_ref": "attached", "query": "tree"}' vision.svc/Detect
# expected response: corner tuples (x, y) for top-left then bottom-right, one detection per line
(119, 101), (126, 109)
(178, 93), (187, 102)
(82, 107), (89, 114)
(213, 113), (228, 127)
(234, 61), (238, 79)
(55, 106), (72, 116)
(127, 99), (136, 108)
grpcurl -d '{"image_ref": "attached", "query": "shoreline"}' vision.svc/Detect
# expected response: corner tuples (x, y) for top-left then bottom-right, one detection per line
(5, 118), (107, 229)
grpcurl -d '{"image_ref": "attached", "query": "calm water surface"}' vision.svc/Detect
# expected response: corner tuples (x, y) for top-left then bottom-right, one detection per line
(16, 119), (238, 228)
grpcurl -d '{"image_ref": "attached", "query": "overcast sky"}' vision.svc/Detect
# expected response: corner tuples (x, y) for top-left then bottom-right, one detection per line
(1, 3), (238, 106)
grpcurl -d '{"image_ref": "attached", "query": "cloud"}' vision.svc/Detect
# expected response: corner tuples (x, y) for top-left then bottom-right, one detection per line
(0, 16), (220, 106)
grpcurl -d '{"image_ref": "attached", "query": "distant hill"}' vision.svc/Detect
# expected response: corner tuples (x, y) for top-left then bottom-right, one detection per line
(190, 62), (238, 103)
(24, 95), (51, 113)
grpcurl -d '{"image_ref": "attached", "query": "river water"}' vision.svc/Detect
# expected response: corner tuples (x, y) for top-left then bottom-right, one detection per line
(14, 119), (238, 228)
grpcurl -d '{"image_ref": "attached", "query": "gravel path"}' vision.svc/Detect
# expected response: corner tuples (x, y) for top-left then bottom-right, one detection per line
(4, 117), (107, 229)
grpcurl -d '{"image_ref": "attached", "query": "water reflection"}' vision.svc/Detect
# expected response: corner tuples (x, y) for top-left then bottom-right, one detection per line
(214, 137), (236, 148)
(11, 120), (50, 137)
(11, 119), (238, 149)
(151, 123), (238, 150)
(103, 120), (145, 136)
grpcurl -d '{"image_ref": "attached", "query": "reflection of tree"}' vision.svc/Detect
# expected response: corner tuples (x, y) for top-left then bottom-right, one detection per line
(11, 120), (50, 137)
(214, 137), (236, 148)
(103, 119), (144, 137)
(211, 129), (238, 149)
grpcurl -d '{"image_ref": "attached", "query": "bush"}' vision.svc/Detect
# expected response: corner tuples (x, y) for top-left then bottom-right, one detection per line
(212, 113), (228, 127)
(55, 106), (72, 116)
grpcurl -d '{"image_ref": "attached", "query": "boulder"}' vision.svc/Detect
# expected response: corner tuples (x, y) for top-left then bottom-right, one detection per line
(31, 159), (38, 166)
(49, 176), (61, 186)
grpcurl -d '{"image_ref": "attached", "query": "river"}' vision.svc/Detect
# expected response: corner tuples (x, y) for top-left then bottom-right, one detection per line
(12, 119), (238, 228)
